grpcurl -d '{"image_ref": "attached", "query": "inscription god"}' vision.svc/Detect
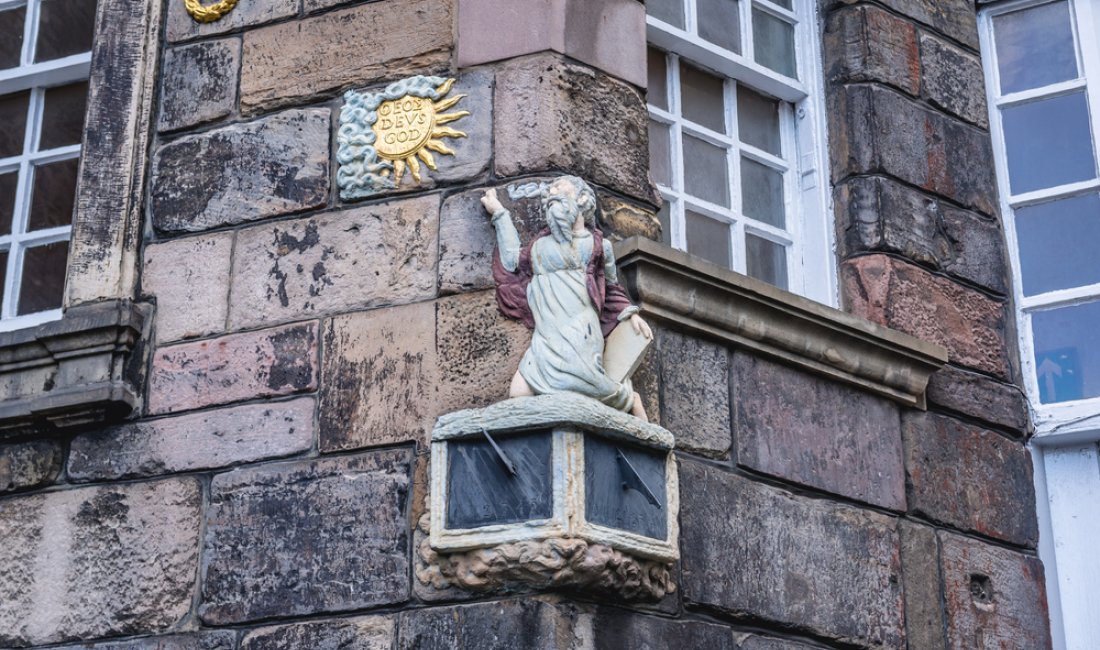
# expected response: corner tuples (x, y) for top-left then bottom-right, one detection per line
(373, 97), (433, 158)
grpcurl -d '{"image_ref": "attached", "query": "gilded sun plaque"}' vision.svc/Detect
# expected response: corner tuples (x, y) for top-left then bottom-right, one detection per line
(337, 76), (470, 200)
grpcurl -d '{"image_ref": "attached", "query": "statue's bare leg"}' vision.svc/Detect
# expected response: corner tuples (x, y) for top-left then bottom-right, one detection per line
(509, 370), (535, 398)
(630, 391), (649, 422)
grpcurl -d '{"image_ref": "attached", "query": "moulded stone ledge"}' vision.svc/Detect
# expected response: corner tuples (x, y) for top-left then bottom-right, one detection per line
(614, 237), (947, 409)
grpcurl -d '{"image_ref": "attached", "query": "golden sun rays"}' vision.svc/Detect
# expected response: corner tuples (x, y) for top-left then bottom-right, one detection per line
(372, 78), (470, 185)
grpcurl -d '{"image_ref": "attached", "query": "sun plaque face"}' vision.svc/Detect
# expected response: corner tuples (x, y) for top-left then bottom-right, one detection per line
(370, 78), (469, 185)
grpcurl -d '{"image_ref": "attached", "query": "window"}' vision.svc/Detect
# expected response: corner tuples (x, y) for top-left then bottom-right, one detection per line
(980, 1), (1100, 647)
(646, 0), (834, 303)
(0, 0), (96, 331)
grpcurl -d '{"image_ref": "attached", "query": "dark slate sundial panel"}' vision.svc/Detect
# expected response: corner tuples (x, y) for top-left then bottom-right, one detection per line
(446, 430), (553, 529)
(584, 435), (667, 540)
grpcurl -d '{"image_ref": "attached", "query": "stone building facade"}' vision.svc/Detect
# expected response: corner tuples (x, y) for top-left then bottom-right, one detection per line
(0, 0), (1058, 649)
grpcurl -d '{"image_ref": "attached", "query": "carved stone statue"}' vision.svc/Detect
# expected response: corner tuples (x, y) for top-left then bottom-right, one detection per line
(481, 176), (653, 420)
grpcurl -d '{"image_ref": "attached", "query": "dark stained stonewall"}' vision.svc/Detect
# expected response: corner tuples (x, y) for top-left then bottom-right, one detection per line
(658, 329), (731, 458)
(920, 32), (988, 128)
(398, 599), (581, 650)
(150, 109), (330, 234)
(740, 636), (820, 650)
(903, 412), (1038, 547)
(679, 459), (904, 648)
(53, 631), (236, 650)
(899, 521), (947, 650)
(200, 449), (412, 624)
(926, 364), (1031, 436)
(830, 0), (980, 49)
(0, 439), (60, 493)
(733, 353), (906, 511)
(241, 616), (393, 650)
(592, 611), (736, 649)
(824, 4), (920, 96)
(158, 38), (240, 132)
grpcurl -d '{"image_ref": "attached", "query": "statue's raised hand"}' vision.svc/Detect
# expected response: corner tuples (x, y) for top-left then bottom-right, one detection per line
(481, 188), (504, 216)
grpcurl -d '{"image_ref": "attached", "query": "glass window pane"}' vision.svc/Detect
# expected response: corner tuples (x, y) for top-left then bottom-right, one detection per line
(680, 64), (726, 133)
(1032, 300), (1100, 404)
(0, 171), (15, 235)
(649, 120), (672, 187)
(0, 6), (26, 70)
(685, 210), (730, 268)
(34, 0), (97, 63)
(39, 81), (88, 150)
(994, 1), (1077, 95)
(17, 240), (69, 315)
(737, 85), (781, 155)
(657, 200), (672, 246)
(769, 0), (793, 9)
(1002, 91), (1096, 195)
(683, 134), (730, 206)
(741, 157), (784, 228)
(1015, 193), (1100, 296)
(752, 8), (797, 79)
(746, 233), (788, 289)
(647, 0), (685, 29)
(697, 0), (741, 53)
(28, 157), (78, 231)
(0, 90), (29, 158)
(647, 47), (669, 110)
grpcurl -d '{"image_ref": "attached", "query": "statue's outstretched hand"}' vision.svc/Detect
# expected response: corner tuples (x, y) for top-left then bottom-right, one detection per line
(630, 314), (653, 340)
(481, 188), (504, 216)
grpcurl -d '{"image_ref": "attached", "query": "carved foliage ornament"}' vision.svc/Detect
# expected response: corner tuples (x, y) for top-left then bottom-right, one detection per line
(337, 76), (469, 199)
(184, 0), (239, 22)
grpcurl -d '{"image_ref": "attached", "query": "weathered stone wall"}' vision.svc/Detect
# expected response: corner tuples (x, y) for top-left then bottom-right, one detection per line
(0, 0), (1051, 649)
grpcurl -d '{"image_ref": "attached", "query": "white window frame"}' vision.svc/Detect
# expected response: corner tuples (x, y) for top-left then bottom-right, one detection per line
(647, 0), (836, 305)
(0, 0), (91, 332)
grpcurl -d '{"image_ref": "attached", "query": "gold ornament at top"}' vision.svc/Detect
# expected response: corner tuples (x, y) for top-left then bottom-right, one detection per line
(371, 78), (470, 185)
(184, 0), (239, 23)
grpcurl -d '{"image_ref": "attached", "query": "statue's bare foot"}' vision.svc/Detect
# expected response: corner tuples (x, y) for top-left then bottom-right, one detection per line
(630, 391), (649, 422)
(509, 370), (535, 398)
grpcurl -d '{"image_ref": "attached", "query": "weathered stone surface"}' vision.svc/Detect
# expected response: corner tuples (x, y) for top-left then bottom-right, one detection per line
(69, 398), (315, 481)
(903, 412), (1038, 546)
(733, 353), (906, 511)
(158, 39), (239, 132)
(0, 439), (60, 493)
(679, 460), (904, 647)
(658, 330), (730, 458)
(597, 194), (661, 241)
(165, 0), (296, 43)
(899, 521), (947, 650)
(824, 5), (919, 95)
(437, 290), (531, 412)
(939, 532), (1051, 650)
(319, 301), (438, 452)
(240, 0), (453, 113)
(592, 612), (735, 649)
(200, 449), (412, 624)
(926, 364), (1030, 435)
(495, 53), (655, 202)
(0, 478), (202, 647)
(920, 33), (988, 128)
(397, 600), (581, 650)
(829, 84), (997, 216)
(739, 637), (819, 650)
(148, 322), (318, 415)
(229, 195), (440, 329)
(831, 0), (980, 49)
(842, 255), (1009, 378)
(150, 109), (330, 234)
(143, 232), (232, 342)
(54, 631), (236, 650)
(241, 616), (394, 650)
(835, 176), (1008, 295)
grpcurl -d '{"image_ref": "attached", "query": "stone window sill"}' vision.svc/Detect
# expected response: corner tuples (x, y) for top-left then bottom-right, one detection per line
(614, 238), (948, 408)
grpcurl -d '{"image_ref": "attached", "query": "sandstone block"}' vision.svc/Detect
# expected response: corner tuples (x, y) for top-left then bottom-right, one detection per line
(69, 398), (315, 481)
(597, 193), (661, 241)
(241, 616), (394, 650)
(842, 255), (1009, 378)
(165, 0), (296, 43)
(740, 637), (819, 650)
(926, 364), (1030, 435)
(733, 352), (906, 511)
(143, 231), (232, 342)
(229, 194), (440, 329)
(495, 53), (655, 202)
(920, 33), (989, 128)
(398, 599), (579, 650)
(658, 329), (731, 458)
(679, 460), (904, 647)
(319, 301), (438, 452)
(53, 631), (236, 650)
(148, 322), (318, 415)
(200, 449), (412, 624)
(903, 412), (1038, 546)
(592, 612), (736, 649)
(240, 0), (453, 113)
(831, 0), (979, 49)
(835, 176), (1008, 295)
(899, 521), (947, 650)
(150, 109), (330, 234)
(939, 532), (1051, 649)
(824, 5), (919, 95)
(0, 478), (202, 647)
(158, 39), (239, 132)
(0, 439), (60, 494)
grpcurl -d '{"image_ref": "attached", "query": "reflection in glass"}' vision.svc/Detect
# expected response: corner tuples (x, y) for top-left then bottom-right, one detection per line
(28, 157), (79, 231)
(40, 81), (88, 150)
(1002, 91), (1095, 195)
(18, 240), (69, 315)
(1015, 193), (1100, 296)
(0, 7), (25, 70)
(649, 121), (672, 187)
(685, 210), (730, 268)
(994, 1), (1077, 95)
(647, 0), (685, 29)
(680, 64), (726, 133)
(683, 135), (730, 207)
(752, 8), (797, 78)
(746, 233), (788, 289)
(1032, 300), (1100, 404)
(697, 0), (741, 53)
(0, 91), (29, 159)
(737, 85), (781, 155)
(34, 0), (97, 63)
(741, 157), (784, 228)
(647, 47), (669, 111)
(0, 172), (15, 235)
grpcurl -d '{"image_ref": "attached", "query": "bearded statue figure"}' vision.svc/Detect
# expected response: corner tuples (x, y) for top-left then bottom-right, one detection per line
(481, 176), (653, 420)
